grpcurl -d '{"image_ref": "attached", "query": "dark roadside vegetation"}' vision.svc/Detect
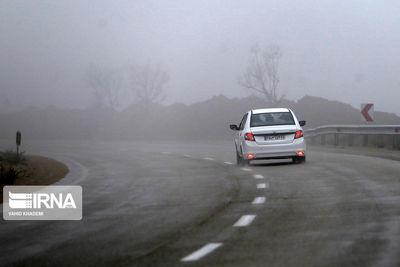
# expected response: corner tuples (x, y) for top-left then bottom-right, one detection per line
(0, 150), (69, 202)
(1, 95), (399, 141)
(0, 150), (27, 185)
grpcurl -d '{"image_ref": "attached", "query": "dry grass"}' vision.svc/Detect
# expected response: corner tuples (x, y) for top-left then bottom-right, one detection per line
(1, 155), (69, 203)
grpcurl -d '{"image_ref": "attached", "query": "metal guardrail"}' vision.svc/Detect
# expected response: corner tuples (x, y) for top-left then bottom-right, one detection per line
(305, 125), (400, 137)
(304, 125), (400, 149)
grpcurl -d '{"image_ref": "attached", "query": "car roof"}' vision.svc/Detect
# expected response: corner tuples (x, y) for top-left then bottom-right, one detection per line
(250, 108), (291, 114)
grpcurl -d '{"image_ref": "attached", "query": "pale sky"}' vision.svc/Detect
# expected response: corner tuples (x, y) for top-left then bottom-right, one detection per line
(1, 0), (400, 114)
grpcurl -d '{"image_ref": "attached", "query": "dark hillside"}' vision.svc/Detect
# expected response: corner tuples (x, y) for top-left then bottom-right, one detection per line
(1, 95), (399, 140)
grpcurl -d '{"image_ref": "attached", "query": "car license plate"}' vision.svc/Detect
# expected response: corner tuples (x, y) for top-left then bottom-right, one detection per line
(264, 135), (285, 141)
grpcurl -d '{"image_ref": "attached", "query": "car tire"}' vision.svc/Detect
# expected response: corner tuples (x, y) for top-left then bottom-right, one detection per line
(239, 148), (250, 166)
(241, 159), (250, 166)
(236, 150), (242, 165)
(293, 156), (306, 164)
(237, 148), (250, 166)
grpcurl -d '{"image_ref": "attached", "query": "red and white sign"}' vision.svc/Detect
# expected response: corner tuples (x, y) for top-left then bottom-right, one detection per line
(361, 103), (374, 122)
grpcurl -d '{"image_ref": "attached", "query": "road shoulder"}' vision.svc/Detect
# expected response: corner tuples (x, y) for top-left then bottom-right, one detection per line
(0, 155), (69, 202)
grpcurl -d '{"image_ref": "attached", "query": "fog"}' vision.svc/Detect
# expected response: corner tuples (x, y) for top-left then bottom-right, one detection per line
(1, 0), (400, 114)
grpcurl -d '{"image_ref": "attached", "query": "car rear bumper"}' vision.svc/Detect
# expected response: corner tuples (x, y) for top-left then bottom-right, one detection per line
(241, 138), (306, 159)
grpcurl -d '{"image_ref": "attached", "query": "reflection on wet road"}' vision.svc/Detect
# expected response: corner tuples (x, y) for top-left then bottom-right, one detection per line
(0, 141), (399, 267)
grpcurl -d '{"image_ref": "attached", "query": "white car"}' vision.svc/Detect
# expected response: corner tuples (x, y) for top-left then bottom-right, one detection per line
(230, 108), (306, 165)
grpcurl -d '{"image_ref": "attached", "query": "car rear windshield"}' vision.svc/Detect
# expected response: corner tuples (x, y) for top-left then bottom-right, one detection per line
(250, 112), (295, 127)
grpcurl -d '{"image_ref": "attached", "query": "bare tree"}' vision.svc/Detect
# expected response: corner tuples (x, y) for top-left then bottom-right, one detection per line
(239, 45), (284, 105)
(128, 63), (169, 106)
(84, 65), (123, 110)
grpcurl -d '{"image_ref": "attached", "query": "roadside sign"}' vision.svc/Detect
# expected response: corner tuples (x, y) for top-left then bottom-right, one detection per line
(16, 131), (21, 146)
(361, 103), (374, 122)
(16, 131), (21, 156)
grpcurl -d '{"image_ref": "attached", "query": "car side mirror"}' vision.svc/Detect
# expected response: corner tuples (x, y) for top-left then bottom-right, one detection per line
(299, 120), (306, 127)
(230, 124), (239, 130)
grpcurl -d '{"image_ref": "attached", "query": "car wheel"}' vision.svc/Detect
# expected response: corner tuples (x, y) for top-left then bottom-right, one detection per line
(293, 156), (306, 164)
(239, 148), (250, 166)
(241, 158), (250, 166)
(236, 150), (242, 165)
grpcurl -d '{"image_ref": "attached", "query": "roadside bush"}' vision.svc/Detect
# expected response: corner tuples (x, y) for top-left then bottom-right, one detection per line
(0, 166), (20, 185)
(0, 150), (27, 185)
(0, 150), (26, 165)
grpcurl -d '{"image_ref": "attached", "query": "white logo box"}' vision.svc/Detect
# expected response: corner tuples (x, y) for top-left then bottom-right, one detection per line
(3, 186), (82, 220)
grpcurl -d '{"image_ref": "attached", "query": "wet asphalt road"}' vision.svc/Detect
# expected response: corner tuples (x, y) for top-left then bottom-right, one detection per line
(0, 141), (399, 267)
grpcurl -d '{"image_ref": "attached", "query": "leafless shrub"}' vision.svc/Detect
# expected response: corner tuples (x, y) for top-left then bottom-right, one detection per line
(85, 65), (123, 110)
(128, 63), (169, 106)
(239, 45), (285, 105)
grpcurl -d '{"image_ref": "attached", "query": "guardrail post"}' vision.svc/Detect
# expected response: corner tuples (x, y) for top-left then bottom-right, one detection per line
(348, 134), (353, 146)
(393, 135), (400, 150)
(334, 133), (339, 147)
(397, 135), (400, 150)
(310, 136), (315, 145)
(377, 135), (384, 148)
(363, 135), (368, 147)
(321, 135), (326, 145)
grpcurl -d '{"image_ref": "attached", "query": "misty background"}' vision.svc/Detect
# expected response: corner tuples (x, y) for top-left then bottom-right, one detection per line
(1, 0), (400, 114)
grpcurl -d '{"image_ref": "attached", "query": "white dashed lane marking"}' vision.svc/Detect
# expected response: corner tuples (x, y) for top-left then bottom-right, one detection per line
(252, 197), (266, 204)
(233, 215), (256, 227)
(223, 161), (233, 165)
(203, 157), (215, 161)
(183, 154), (192, 158)
(257, 183), (267, 189)
(240, 167), (252, 172)
(253, 174), (264, 179)
(181, 243), (222, 262)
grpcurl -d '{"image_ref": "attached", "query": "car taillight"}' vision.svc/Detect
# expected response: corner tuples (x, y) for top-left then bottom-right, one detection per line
(296, 150), (305, 157)
(294, 130), (303, 139)
(244, 132), (255, 141)
(246, 153), (255, 160)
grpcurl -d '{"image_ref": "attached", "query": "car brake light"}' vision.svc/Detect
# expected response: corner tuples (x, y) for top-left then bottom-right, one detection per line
(296, 150), (305, 157)
(245, 132), (255, 141)
(294, 130), (303, 139)
(247, 153), (255, 160)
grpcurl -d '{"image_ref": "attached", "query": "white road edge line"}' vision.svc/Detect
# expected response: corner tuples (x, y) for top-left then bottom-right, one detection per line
(233, 215), (256, 227)
(257, 183), (267, 189)
(223, 161), (233, 165)
(252, 197), (266, 204)
(181, 243), (222, 262)
(253, 174), (264, 179)
(240, 167), (252, 172)
(203, 157), (215, 161)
